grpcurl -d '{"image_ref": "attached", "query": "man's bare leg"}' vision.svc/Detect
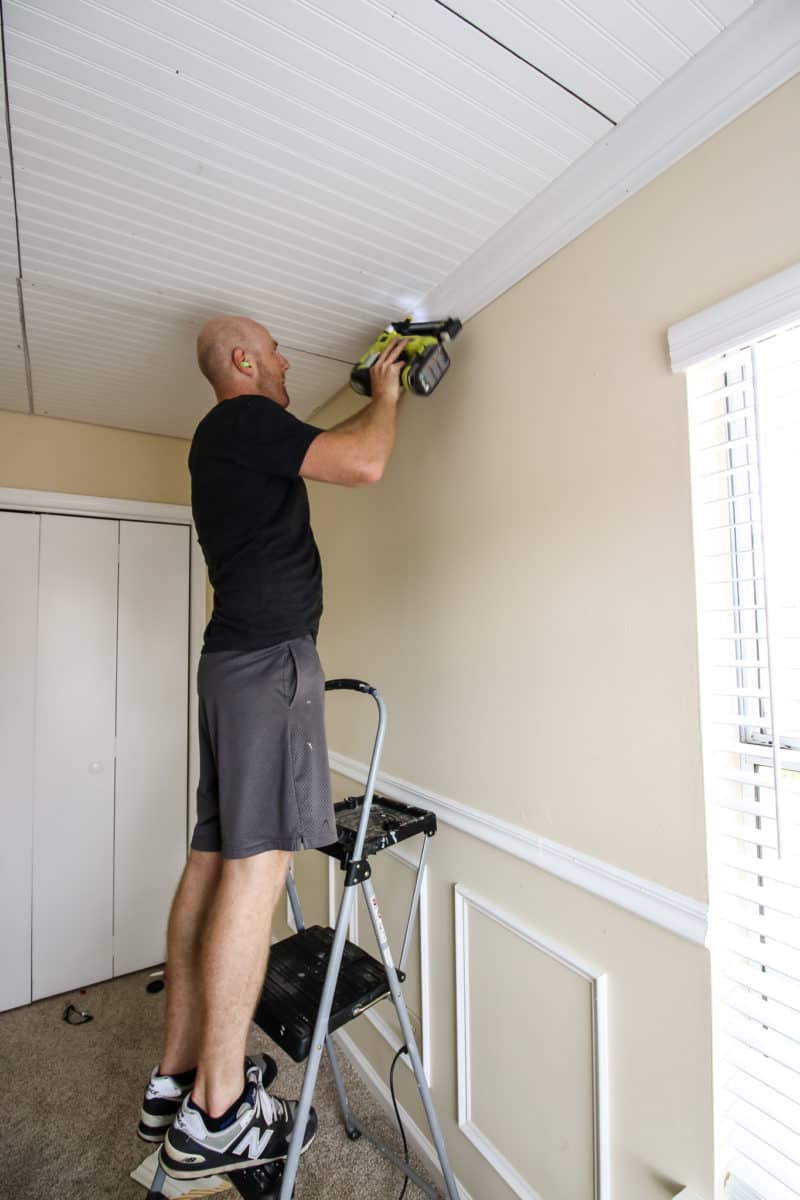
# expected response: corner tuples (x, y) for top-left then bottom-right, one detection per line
(192, 849), (291, 1118)
(160, 849), (223, 1075)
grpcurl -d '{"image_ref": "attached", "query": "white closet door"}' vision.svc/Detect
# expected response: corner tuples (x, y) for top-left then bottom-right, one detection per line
(32, 515), (118, 1001)
(114, 522), (190, 976)
(0, 512), (39, 1012)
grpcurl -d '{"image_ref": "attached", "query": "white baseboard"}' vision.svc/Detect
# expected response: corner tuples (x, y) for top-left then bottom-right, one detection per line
(335, 1027), (474, 1200)
(329, 751), (708, 946)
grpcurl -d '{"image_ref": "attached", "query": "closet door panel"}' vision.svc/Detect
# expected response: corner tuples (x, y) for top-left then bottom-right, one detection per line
(115, 522), (190, 976)
(32, 516), (118, 1000)
(0, 512), (39, 1012)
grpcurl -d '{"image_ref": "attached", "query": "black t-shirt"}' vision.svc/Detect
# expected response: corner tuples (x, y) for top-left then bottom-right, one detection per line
(189, 394), (323, 653)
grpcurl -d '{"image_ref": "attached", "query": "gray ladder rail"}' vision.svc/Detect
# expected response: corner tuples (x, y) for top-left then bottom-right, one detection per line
(277, 681), (459, 1200)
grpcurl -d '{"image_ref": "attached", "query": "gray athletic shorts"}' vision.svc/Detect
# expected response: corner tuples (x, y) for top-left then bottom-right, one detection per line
(190, 635), (336, 859)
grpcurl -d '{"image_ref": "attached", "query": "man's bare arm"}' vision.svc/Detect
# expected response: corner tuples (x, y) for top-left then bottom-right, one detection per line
(299, 338), (407, 487)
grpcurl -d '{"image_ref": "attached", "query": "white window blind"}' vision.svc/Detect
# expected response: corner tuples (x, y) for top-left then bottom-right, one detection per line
(687, 321), (800, 1200)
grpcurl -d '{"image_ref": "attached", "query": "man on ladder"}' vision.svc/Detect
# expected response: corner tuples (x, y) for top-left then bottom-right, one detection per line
(138, 315), (408, 1182)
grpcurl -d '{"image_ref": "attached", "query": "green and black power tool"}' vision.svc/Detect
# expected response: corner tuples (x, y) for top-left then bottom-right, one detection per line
(350, 317), (462, 397)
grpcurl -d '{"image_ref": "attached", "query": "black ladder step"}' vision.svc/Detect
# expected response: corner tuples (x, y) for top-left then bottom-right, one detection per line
(230, 1162), (291, 1199)
(254, 926), (392, 1062)
(320, 794), (437, 865)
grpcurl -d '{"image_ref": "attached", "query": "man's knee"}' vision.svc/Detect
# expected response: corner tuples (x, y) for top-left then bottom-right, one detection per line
(188, 848), (223, 876)
(221, 848), (291, 904)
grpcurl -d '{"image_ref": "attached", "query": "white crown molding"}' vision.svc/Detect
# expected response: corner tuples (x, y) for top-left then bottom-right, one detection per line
(328, 751), (708, 946)
(455, 886), (609, 1200)
(417, 0), (800, 326)
(668, 261), (800, 372)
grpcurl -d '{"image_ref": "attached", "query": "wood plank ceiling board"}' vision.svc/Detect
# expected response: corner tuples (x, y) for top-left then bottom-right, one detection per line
(21, 281), (347, 435)
(1, 0), (608, 430)
(0, 35), (29, 413)
(439, 0), (755, 121)
(0, 0), (759, 433)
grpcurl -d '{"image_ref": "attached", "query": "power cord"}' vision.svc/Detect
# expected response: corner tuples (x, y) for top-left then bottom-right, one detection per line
(389, 1044), (410, 1199)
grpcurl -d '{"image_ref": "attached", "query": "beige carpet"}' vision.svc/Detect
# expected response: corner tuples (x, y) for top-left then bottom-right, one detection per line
(0, 967), (438, 1199)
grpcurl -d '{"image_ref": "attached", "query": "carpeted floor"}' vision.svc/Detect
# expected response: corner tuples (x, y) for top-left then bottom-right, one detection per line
(0, 967), (437, 1199)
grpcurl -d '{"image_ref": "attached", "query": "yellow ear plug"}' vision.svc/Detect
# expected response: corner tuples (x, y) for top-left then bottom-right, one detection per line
(241, 360), (251, 368)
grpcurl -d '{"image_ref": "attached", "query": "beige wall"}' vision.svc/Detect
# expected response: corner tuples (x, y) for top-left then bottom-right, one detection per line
(284, 76), (800, 1200)
(0, 410), (191, 505)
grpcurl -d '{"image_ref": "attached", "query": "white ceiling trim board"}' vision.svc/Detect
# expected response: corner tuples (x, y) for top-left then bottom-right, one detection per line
(417, 0), (800, 326)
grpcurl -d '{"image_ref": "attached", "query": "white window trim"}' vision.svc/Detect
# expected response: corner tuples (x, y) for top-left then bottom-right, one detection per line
(668, 262), (800, 374)
(670, 273), (800, 1200)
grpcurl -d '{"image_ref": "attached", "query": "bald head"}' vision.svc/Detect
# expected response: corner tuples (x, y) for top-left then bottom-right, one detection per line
(196, 315), (291, 407)
(196, 316), (255, 385)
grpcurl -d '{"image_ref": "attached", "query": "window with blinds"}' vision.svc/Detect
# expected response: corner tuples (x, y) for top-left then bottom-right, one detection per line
(687, 320), (800, 1200)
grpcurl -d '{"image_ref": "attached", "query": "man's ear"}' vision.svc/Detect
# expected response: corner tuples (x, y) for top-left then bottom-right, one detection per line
(233, 347), (252, 371)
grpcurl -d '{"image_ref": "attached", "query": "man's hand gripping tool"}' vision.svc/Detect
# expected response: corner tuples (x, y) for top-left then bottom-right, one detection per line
(350, 317), (462, 397)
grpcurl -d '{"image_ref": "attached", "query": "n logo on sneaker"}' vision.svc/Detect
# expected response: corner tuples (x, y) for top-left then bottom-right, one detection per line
(233, 1127), (274, 1158)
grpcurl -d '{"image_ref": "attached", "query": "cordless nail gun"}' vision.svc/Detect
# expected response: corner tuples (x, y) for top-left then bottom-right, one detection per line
(350, 317), (462, 397)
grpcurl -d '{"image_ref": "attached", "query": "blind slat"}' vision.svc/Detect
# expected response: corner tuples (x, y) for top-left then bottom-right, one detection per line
(712, 690), (772, 701)
(726, 1042), (800, 1109)
(717, 927), (800, 979)
(726, 1160), (798, 1200)
(716, 850), (800, 889)
(727, 1098), (800, 1162)
(726, 1125), (800, 1194)
(717, 769), (776, 787)
(725, 1012), (800, 1076)
(728, 1069), (800, 1134)
(725, 985), (800, 1045)
(697, 437), (756, 462)
(719, 903), (800, 953)
(723, 960), (800, 1015)
(713, 811), (778, 851)
(717, 872), (800, 921)
(710, 749), (800, 774)
(714, 797), (777, 820)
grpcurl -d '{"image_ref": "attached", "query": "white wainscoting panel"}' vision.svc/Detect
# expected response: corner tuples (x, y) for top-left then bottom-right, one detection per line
(455, 885), (609, 1200)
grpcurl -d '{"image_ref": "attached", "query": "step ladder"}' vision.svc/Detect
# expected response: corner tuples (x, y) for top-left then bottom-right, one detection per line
(146, 679), (460, 1200)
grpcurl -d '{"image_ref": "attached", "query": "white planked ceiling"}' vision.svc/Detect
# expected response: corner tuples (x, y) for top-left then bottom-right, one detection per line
(0, 56), (29, 412)
(0, 0), (755, 436)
